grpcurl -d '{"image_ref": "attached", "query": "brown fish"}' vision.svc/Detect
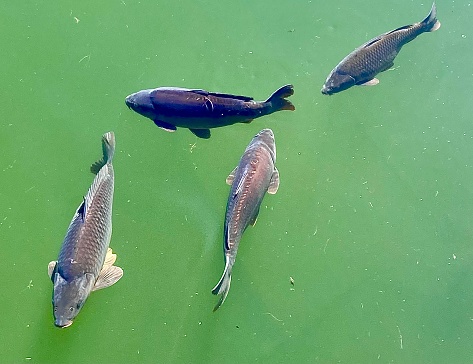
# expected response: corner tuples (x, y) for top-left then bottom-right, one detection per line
(321, 2), (441, 95)
(48, 132), (123, 328)
(212, 129), (280, 311)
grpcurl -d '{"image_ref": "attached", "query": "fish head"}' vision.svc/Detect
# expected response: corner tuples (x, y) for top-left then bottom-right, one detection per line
(321, 70), (356, 95)
(253, 128), (276, 162)
(51, 272), (95, 328)
(125, 89), (157, 120)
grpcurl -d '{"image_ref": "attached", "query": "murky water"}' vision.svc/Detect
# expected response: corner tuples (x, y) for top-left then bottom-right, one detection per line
(1, 1), (472, 362)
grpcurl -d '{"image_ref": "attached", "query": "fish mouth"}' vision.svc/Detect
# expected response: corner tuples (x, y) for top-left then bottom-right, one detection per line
(124, 95), (135, 109)
(321, 85), (331, 95)
(54, 318), (73, 328)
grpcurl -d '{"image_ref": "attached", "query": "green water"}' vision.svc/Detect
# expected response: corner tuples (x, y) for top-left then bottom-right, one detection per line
(1, 1), (472, 363)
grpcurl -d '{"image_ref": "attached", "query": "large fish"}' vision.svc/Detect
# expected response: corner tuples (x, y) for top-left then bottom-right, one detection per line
(212, 129), (280, 311)
(125, 85), (294, 139)
(321, 2), (441, 95)
(48, 132), (123, 328)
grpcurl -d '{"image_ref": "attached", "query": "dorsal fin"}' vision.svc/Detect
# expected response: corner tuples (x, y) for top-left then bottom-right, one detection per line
(82, 164), (111, 219)
(363, 25), (412, 48)
(191, 89), (254, 102)
(232, 168), (248, 199)
(362, 36), (384, 48)
(77, 198), (86, 222)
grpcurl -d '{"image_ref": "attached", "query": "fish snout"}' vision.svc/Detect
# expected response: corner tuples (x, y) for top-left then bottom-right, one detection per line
(125, 94), (135, 109)
(321, 84), (332, 95)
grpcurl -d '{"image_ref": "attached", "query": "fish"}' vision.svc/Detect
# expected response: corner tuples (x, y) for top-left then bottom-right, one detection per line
(212, 128), (280, 311)
(48, 131), (123, 328)
(125, 85), (295, 139)
(321, 2), (441, 95)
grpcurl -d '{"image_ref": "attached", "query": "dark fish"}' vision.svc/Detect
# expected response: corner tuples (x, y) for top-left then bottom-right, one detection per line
(212, 129), (280, 311)
(321, 2), (441, 95)
(125, 85), (294, 139)
(48, 132), (123, 328)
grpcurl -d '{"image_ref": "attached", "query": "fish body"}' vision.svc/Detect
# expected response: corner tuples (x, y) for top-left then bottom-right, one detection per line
(212, 129), (280, 311)
(48, 132), (123, 328)
(321, 2), (441, 95)
(125, 85), (294, 139)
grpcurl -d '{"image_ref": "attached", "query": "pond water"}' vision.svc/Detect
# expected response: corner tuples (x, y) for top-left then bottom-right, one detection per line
(1, 1), (472, 363)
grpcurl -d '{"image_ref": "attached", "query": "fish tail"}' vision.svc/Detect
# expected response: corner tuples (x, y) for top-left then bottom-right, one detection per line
(211, 259), (232, 311)
(421, 2), (441, 32)
(90, 131), (116, 174)
(266, 84), (295, 112)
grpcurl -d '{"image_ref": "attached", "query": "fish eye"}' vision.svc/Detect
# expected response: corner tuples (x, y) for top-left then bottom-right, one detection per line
(69, 307), (74, 312)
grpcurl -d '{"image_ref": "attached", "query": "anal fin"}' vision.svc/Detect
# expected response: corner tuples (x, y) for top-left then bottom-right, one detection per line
(267, 168), (280, 194)
(189, 128), (211, 139)
(380, 61), (395, 73)
(102, 247), (117, 269)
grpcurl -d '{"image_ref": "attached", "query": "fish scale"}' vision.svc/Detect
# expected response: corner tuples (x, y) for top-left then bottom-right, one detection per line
(58, 164), (113, 279)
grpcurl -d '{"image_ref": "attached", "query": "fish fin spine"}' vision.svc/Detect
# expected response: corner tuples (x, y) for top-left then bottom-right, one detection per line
(266, 84), (295, 112)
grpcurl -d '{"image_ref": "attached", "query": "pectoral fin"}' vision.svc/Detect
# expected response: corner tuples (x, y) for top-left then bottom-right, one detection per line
(154, 119), (177, 132)
(359, 78), (379, 86)
(267, 168), (280, 194)
(93, 265), (124, 291)
(48, 261), (57, 279)
(226, 166), (238, 185)
(189, 128), (211, 139)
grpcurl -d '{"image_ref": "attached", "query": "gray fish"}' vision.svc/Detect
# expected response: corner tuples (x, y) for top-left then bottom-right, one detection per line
(321, 2), (441, 95)
(212, 129), (280, 311)
(48, 132), (123, 328)
(125, 85), (294, 139)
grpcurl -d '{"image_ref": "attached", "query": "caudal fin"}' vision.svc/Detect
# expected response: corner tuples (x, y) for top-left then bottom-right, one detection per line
(421, 2), (441, 32)
(91, 131), (116, 174)
(265, 84), (295, 113)
(211, 260), (232, 311)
